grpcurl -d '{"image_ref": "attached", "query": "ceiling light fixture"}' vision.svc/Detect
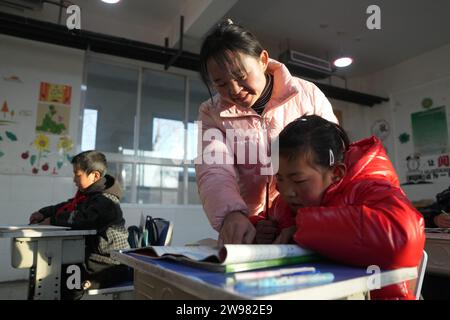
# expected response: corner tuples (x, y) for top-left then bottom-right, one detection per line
(333, 30), (353, 68)
(333, 57), (353, 68)
(101, 0), (121, 4)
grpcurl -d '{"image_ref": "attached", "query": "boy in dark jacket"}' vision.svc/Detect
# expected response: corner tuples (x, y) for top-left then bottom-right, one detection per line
(29, 150), (131, 299)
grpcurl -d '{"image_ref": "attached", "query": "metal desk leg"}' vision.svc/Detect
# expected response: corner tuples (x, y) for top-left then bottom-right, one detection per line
(27, 266), (36, 300)
(33, 238), (63, 300)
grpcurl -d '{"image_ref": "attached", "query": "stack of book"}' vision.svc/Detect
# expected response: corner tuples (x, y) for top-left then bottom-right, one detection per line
(128, 244), (318, 273)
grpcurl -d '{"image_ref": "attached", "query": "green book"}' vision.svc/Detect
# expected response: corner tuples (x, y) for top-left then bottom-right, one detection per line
(130, 244), (318, 273)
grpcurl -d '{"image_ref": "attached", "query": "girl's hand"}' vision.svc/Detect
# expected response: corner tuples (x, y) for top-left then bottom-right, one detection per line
(219, 211), (256, 245)
(273, 226), (297, 244)
(255, 219), (278, 244)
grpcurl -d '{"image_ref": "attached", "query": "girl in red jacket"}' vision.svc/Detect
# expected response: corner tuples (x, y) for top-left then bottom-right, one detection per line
(254, 115), (425, 299)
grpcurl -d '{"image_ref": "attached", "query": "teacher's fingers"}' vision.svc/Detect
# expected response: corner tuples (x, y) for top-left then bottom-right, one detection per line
(242, 223), (256, 244)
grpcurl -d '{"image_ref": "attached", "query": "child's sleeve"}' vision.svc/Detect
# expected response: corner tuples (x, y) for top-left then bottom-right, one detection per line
(294, 181), (425, 270)
(38, 201), (70, 218)
(50, 195), (119, 230)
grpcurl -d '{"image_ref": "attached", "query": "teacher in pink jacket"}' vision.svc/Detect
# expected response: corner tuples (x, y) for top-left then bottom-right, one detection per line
(195, 19), (337, 244)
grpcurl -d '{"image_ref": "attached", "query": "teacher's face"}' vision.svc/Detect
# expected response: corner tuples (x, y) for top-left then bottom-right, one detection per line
(207, 50), (269, 109)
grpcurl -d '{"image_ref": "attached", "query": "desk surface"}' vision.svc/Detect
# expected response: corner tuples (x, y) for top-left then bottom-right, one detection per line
(112, 250), (417, 300)
(0, 226), (96, 238)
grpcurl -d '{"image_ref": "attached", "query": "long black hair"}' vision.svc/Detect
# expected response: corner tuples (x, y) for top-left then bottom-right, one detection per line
(199, 19), (264, 100)
(278, 115), (350, 168)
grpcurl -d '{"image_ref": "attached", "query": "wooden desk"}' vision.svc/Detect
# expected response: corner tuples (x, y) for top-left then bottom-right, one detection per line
(111, 250), (417, 300)
(0, 226), (96, 300)
(425, 232), (450, 276)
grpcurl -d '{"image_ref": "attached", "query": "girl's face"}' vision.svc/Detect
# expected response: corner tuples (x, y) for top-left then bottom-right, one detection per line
(276, 155), (337, 212)
(207, 51), (269, 108)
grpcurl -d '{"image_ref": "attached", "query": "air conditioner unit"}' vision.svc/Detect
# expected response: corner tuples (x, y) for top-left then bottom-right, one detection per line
(0, 0), (43, 11)
(279, 50), (333, 79)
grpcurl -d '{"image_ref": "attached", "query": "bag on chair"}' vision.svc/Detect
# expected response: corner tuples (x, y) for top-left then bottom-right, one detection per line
(127, 215), (166, 248)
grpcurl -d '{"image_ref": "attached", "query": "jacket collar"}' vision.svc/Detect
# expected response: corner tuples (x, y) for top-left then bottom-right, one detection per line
(80, 174), (123, 200)
(218, 58), (299, 118)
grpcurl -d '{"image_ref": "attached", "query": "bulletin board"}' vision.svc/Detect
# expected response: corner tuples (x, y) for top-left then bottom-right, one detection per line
(0, 78), (75, 176)
(390, 75), (450, 186)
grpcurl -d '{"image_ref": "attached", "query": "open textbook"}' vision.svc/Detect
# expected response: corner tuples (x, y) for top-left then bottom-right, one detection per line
(129, 244), (317, 273)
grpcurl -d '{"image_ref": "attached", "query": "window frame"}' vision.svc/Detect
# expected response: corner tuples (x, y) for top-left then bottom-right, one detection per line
(79, 52), (205, 205)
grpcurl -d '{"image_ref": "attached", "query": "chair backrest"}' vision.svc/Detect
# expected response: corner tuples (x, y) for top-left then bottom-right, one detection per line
(414, 250), (428, 300)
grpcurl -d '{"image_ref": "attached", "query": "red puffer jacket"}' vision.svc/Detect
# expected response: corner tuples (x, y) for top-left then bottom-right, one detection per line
(253, 136), (425, 299)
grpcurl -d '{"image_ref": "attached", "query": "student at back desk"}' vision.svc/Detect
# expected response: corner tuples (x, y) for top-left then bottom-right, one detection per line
(29, 150), (132, 299)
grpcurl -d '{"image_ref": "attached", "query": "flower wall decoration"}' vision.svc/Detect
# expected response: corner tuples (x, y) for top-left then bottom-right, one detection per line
(21, 134), (73, 175)
(0, 100), (17, 158)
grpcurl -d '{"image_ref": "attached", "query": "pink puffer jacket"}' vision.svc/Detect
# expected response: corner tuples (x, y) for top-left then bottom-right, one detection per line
(195, 59), (337, 231)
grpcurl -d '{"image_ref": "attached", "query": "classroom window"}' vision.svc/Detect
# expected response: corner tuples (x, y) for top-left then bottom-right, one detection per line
(188, 79), (209, 161)
(81, 108), (98, 151)
(107, 162), (133, 203)
(151, 117), (185, 160)
(186, 122), (198, 161)
(139, 69), (184, 158)
(136, 164), (183, 204)
(82, 57), (208, 204)
(148, 117), (198, 161)
(187, 167), (201, 205)
(83, 61), (138, 153)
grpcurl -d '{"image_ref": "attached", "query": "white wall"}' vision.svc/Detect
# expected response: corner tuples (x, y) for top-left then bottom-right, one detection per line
(0, 34), (85, 281)
(328, 99), (370, 143)
(0, 35), (216, 282)
(349, 43), (450, 202)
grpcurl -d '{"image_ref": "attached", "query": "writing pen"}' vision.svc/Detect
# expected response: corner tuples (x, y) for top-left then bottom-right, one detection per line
(235, 272), (335, 289)
(265, 181), (270, 220)
(234, 267), (316, 281)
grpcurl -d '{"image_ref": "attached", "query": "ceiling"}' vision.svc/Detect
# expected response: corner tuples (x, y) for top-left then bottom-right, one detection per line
(1, 0), (450, 78)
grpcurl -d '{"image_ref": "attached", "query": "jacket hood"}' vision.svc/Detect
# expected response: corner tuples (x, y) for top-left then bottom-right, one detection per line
(324, 136), (400, 200)
(82, 174), (123, 200)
